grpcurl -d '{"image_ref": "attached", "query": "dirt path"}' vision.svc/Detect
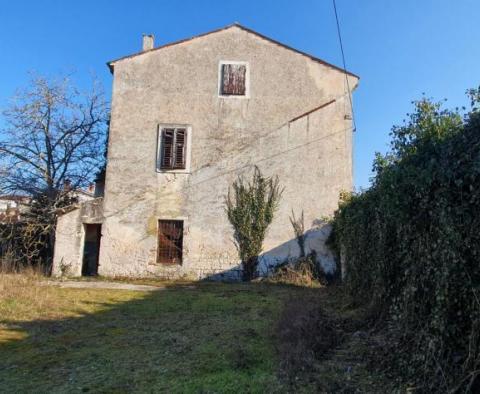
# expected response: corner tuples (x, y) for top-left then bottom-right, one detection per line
(42, 280), (168, 291)
(277, 286), (394, 392)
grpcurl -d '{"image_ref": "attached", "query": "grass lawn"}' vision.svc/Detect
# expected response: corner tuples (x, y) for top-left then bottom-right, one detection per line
(0, 274), (311, 393)
(0, 274), (394, 393)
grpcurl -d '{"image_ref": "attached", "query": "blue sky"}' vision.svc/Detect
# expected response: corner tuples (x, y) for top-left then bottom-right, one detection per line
(1, 0), (479, 188)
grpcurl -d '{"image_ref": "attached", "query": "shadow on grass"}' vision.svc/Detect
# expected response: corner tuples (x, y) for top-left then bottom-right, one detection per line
(0, 282), (302, 393)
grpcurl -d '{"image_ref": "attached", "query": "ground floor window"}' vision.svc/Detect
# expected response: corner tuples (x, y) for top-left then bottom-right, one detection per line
(157, 220), (183, 264)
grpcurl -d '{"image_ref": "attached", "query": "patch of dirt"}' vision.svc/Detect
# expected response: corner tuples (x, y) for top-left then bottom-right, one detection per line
(277, 298), (343, 376)
(42, 280), (168, 291)
(277, 286), (396, 393)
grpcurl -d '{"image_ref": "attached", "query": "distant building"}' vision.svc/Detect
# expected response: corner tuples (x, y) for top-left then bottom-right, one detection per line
(0, 195), (31, 223)
(0, 185), (95, 225)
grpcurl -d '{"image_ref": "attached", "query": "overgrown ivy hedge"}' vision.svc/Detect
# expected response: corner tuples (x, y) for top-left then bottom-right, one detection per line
(329, 90), (480, 392)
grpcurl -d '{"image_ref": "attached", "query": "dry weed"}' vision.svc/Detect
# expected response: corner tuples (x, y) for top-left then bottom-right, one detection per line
(0, 268), (55, 321)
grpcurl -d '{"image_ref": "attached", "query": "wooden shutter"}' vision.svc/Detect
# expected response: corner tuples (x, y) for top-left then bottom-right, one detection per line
(160, 128), (187, 170)
(157, 220), (183, 264)
(221, 64), (246, 95)
(173, 128), (186, 169)
(161, 129), (174, 169)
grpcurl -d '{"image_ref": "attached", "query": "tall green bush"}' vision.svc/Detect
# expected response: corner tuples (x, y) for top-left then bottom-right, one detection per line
(330, 90), (480, 392)
(226, 166), (283, 281)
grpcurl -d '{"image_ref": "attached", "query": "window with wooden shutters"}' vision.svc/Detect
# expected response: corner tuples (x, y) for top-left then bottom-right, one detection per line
(157, 220), (183, 264)
(159, 127), (187, 170)
(220, 63), (247, 96)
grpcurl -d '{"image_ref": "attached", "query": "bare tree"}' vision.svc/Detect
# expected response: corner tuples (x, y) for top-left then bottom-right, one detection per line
(290, 210), (306, 257)
(0, 73), (108, 270)
(0, 73), (108, 198)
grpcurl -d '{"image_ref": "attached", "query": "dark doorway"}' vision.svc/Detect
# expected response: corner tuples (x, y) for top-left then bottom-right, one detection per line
(82, 224), (102, 276)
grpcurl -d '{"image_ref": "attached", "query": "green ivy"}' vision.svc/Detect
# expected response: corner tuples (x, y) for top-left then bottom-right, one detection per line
(330, 90), (480, 392)
(226, 166), (283, 281)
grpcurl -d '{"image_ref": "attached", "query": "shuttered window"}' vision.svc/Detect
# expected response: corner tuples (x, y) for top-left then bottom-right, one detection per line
(157, 220), (183, 264)
(220, 63), (247, 96)
(159, 128), (187, 170)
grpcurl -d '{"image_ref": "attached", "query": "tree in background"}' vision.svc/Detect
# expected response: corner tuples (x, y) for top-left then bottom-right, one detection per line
(226, 166), (283, 281)
(0, 74), (108, 271)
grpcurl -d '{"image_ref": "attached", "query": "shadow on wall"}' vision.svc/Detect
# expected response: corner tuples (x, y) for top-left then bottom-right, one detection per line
(204, 222), (336, 282)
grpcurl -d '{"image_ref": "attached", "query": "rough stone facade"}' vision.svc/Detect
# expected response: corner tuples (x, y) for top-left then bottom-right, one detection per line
(52, 24), (358, 280)
(53, 198), (103, 276)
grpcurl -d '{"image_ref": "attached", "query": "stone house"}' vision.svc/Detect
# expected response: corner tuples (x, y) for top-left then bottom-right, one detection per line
(52, 23), (359, 280)
(0, 195), (31, 223)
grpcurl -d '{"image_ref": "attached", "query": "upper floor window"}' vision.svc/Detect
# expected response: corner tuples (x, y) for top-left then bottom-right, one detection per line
(219, 61), (248, 97)
(158, 127), (187, 170)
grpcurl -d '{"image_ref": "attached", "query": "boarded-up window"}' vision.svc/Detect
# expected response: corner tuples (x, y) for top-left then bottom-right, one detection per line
(220, 63), (246, 96)
(157, 220), (183, 264)
(159, 128), (187, 170)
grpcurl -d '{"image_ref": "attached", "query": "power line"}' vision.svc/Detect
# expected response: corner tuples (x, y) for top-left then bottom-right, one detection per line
(98, 98), (355, 218)
(333, 0), (356, 132)
(188, 125), (353, 188)
(92, 125), (353, 221)
(186, 94), (351, 185)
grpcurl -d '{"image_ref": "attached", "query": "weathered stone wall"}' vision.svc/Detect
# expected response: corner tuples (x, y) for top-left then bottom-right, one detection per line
(79, 198), (104, 224)
(52, 208), (83, 277)
(98, 26), (358, 279)
(52, 198), (104, 276)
